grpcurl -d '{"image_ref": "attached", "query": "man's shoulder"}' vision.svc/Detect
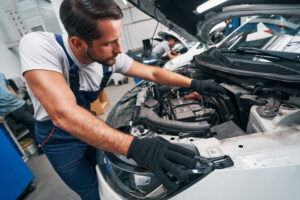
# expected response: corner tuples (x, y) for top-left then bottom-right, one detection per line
(0, 73), (5, 82)
(19, 31), (65, 60)
(20, 32), (57, 49)
(162, 40), (169, 46)
(21, 31), (54, 41)
(113, 53), (133, 72)
(156, 40), (169, 49)
(20, 32), (66, 75)
(115, 53), (132, 64)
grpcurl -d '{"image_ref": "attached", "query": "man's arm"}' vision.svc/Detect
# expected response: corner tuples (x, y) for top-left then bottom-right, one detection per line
(167, 52), (176, 59)
(24, 70), (133, 155)
(170, 48), (177, 55)
(125, 60), (192, 87)
(167, 52), (180, 59)
(125, 61), (226, 97)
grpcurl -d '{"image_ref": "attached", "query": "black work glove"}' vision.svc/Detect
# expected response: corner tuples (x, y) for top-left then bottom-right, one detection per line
(127, 137), (196, 191)
(190, 79), (226, 97)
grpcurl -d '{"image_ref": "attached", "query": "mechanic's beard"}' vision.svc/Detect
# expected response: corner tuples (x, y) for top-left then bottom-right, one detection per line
(86, 49), (118, 66)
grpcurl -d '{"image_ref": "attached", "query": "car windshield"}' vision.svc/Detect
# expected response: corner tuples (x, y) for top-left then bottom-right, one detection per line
(219, 15), (300, 53)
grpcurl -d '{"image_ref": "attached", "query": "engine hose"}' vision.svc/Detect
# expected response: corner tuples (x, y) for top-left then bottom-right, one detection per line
(137, 107), (211, 135)
(154, 84), (163, 104)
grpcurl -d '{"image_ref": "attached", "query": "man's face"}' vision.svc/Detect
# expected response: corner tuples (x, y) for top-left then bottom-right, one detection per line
(168, 39), (175, 47)
(86, 19), (123, 66)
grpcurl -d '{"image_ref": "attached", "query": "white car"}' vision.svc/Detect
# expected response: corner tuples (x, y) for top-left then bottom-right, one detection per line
(163, 41), (203, 70)
(96, 1), (300, 200)
(163, 22), (227, 70)
(148, 30), (203, 69)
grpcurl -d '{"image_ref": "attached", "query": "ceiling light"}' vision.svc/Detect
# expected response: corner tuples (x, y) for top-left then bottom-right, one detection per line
(122, 0), (128, 5)
(196, 0), (228, 14)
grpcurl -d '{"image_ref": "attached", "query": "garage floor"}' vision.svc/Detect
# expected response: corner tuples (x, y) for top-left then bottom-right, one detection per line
(22, 78), (136, 200)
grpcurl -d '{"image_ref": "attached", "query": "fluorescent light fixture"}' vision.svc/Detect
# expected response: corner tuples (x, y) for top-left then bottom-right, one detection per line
(122, 0), (128, 5)
(196, 0), (228, 14)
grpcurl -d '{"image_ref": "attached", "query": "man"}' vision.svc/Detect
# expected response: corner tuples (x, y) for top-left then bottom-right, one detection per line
(151, 35), (180, 63)
(19, 0), (226, 199)
(0, 72), (39, 148)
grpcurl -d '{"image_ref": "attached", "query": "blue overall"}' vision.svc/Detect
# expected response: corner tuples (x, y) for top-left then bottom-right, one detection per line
(34, 34), (112, 200)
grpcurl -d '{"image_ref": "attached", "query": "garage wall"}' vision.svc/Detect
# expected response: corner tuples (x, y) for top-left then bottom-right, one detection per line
(116, 0), (170, 52)
(0, 20), (22, 79)
(0, 1), (23, 79)
(0, 0), (61, 79)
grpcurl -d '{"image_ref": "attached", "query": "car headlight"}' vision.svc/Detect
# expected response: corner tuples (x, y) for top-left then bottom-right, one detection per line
(97, 151), (168, 199)
(97, 144), (233, 199)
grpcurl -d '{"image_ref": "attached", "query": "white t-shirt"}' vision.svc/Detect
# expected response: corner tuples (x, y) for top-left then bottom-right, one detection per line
(152, 40), (170, 59)
(19, 32), (133, 121)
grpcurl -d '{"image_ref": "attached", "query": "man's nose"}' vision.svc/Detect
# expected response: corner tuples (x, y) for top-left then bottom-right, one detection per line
(114, 40), (122, 54)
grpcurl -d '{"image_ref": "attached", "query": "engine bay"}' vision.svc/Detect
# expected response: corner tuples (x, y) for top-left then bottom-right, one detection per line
(101, 63), (300, 200)
(107, 65), (300, 141)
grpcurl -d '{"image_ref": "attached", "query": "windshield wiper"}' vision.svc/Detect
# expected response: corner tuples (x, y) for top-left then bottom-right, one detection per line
(220, 47), (300, 62)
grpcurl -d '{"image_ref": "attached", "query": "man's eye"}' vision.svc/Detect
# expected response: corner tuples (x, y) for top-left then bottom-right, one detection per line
(104, 42), (114, 47)
(103, 40), (118, 46)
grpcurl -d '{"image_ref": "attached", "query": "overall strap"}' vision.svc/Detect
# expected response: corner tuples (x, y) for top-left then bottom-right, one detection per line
(54, 34), (112, 109)
(54, 34), (75, 67)
(54, 34), (80, 90)
(99, 66), (112, 91)
(54, 34), (92, 108)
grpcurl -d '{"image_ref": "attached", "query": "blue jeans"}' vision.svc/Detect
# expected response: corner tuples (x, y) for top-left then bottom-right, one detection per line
(35, 120), (100, 200)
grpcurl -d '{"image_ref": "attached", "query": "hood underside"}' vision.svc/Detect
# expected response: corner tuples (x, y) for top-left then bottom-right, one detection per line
(128, 0), (300, 44)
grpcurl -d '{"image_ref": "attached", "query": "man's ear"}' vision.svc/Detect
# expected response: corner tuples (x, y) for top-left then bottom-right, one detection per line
(69, 36), (88, 52)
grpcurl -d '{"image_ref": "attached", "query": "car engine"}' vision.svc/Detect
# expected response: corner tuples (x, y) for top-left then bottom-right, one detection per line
(107, 65), (300, 141)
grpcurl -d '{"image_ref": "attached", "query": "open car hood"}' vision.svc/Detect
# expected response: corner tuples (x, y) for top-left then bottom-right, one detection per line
(157, 31), (189, 47)
(128, 0), (300, 45)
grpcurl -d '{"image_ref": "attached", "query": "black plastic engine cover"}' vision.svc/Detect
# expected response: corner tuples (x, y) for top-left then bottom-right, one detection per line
(169, 97), (217, 123)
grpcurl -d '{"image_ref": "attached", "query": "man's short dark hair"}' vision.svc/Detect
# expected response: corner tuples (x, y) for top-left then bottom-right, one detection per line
(165, 35), (176, 41)
(60, 0), (123, 45)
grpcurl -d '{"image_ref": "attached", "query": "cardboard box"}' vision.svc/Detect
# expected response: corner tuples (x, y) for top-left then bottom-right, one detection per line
(90, 89), (110, 115)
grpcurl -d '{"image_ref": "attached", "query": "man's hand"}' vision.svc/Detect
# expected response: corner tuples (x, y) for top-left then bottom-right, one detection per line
(7, 85), (22, 98)
(184, 91), (203, 101)
(15, 94), (22, 98)
(0, 116), (4, 121)
(127, 137), (196, 191)
(190, 79), (226, 97)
